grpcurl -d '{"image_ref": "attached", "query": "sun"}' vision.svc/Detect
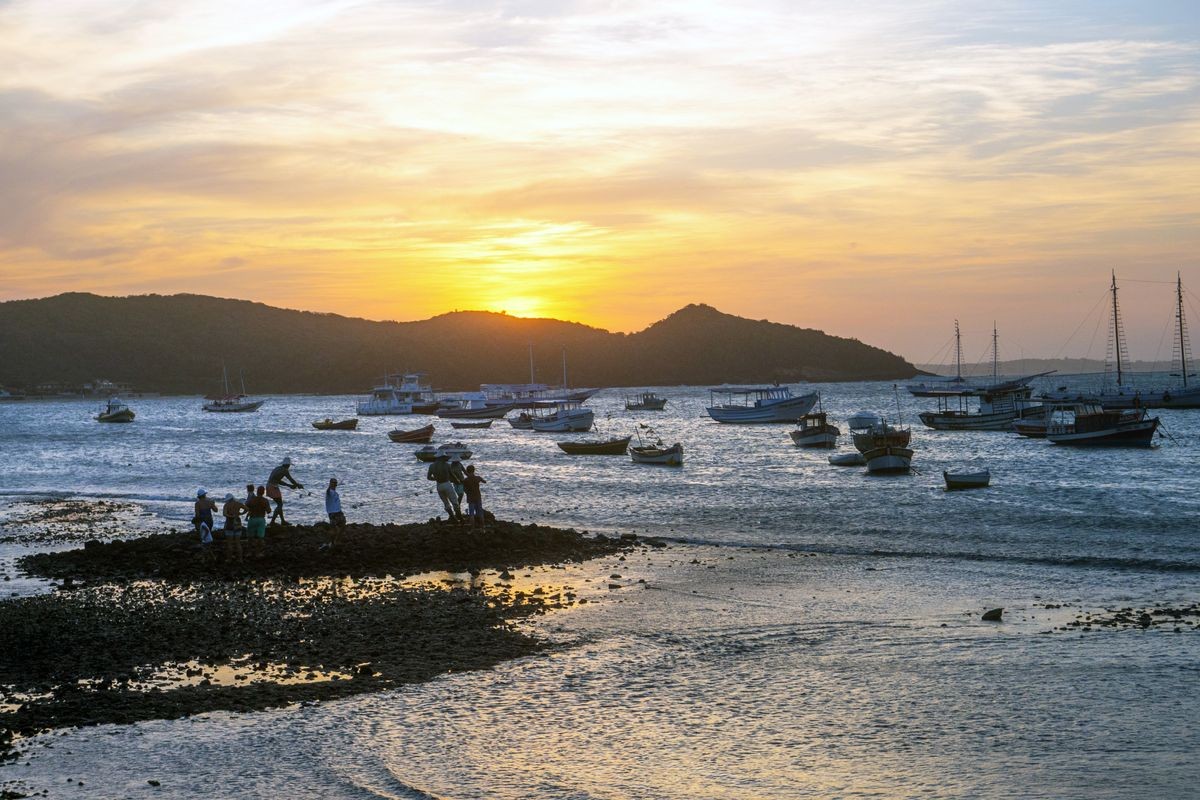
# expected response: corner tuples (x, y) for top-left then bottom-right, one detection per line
(485, 296), (545, 318)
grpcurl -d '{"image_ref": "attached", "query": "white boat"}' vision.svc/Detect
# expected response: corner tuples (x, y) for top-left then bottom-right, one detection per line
(96, 396), (135, 423)
(414, 443), (473, 462)
(846, 410), (881, 430)
(357, 372), (439, 416)
(630, 442), (683, 466)
(907, 321), (976, 397)
(944, 470), (990, 489)
(863, 445), (913, 474)
(0, 388), (26, 401)
(530, 401), (595, 432)
(203, 366), (265, 412)
(789, 403), (840, 448)
(483, 346), (597, 408)
(705, 385), (818, 423)
(437, 392), (516, 419)
(625, 392), (668, 411)
(1041, 273), (1200, 409)
(828, 452), (866, 466)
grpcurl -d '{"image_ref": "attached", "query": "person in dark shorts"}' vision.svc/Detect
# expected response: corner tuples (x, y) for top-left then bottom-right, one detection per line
(323, 477), (346, 550)
(194, 488), (217, 540)
(221, 492), (246, 564)
(245, 485), (271, 557)
(462, 465), (487, 529)
(449, 457), (468, 522)
(426, 453), (461, 523)
(266, 456), (303, 526)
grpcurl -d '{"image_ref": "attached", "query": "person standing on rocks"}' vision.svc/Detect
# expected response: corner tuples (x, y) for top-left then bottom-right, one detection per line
(245, 485), (271, 557)
(426, 453), (462, 523)
(449, 457), (468, 521)
(462, 465), (487, 529)
(323, 477), (347, 550)
(221, 492), (246, 564)
(194, 488), (217, 540)
(266, 456), (303, 527)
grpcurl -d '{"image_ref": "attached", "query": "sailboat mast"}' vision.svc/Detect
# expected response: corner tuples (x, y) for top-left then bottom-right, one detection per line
(528, 343), (535, 384)
(954, 320), (962, 381)
(561, 347), (567, 390)
(992, 322), (998, 383)
(1179, 272), (1190, 388)
(1111, 271), (1124, 387)
(221, 363), (230, 396)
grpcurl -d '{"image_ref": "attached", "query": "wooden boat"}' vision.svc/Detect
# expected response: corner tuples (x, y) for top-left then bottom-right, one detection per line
(625, 392), (667, 411)
(863, 445), (913, 474)
(387, 424), (435, 443)
(557, 435), (632, 455)
(706, 385), (818, 423)
(451, 419), (494, 429)
(630, 442), (683, 466)
(944, 470), (990, 490)
(437, 393), (516, 419)
(852, 423), (910, 453)
(414, 443), (472, 462)
(313, 418), (358, 431)
(96, 397), (135, 423)
(1045, 403), (1159, 447)
(531, 402), (594, 432)
(508, 412), (534, 430)
(789, 409), (840, 448)
(828, 452), (866, 466)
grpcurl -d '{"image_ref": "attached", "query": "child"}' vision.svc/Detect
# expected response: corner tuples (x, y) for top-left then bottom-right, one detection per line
(461, 465), (487, 529)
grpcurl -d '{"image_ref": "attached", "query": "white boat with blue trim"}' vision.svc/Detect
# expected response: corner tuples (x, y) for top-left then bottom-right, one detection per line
(705, 385), (818, 424)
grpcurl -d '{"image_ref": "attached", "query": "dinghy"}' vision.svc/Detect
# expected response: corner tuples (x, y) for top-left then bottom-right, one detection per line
(629, 442), (684, 466)
(387, 424), (435, 443)
(313, 418), (358, 431)
(414, 443), (472, 462)
(828, 452), (866, 466)
(451, 419), (494, 429)
(944, 469), (991, 490)
(557, 436), (632, 455)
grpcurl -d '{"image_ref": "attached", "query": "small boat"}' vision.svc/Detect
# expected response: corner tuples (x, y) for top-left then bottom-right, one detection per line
(863, 445), (914, 474)
(558, 435), (632, 455)
(625, 392), (667, 411)
(96, 397), (135, 423)
(437, 393), (516, 419)
(508, 412), (534, 430)
(706, 385), (818, 423)
(414, 443), (472, 462)
(846, 410), (881, 430)
(1044, 403), (1160, 447)
(451, 419), (494, 429)
(203, 365), (265, 412)
(313, 418), (358, 431)
(387, 424), (435, 443)
(531, 401), (595, 432)
(630, 442), (684, 466)
(944, 470), (991, 490)
(828, 452), (866, 466)
(789, 405), (840, 448)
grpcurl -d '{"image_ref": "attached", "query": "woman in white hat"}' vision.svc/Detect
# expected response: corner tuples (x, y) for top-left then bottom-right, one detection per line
(193, 488), (217, 541)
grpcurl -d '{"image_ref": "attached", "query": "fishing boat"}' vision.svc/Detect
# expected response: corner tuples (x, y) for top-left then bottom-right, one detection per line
(907, 321), (976, 397)
(312, 418), (358, 431)
(1041, 272), (1200, 409)
(828, 452), (866, 466)
(387, 424), (435, 443)
(508, 412), (534, 430)
(851, 420), (911, 452)
(531, 401), (595, 432)
(202, 366), (265, 412)
(944, 470), (991, 490)
(1044, 402), (1160, 447)
(625, 392), (668, 411)
(630, 442), (684, 466)
(437, 392), (516, 419)
(96, 397), (135, 423)
(557, 435), (632, 455)
(789, 399), (840, 448)
(414, 443), (473, 462)
(450, 419), (494, 429)
(862, 442), (913, 474)
(705, 385), (818, 423)
(482, 346), (597, 408)
(357, 372), (439, 415)
(855, 420), (914, 472)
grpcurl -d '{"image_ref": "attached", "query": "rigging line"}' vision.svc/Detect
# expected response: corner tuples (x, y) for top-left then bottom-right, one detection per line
(1051, 289), (1109, 360)
(1150, 310), (1174, 372)
(1082, 299), (1108, 362)
(1120, 278), (1178, 285)
(917, 333), (956, 371)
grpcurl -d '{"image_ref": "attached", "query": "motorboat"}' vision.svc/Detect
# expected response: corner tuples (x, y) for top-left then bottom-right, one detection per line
(1044, 403), (1160, 447)
(789, 408), (840, 448)
(630, 442), (684, 466)
(944, 470), (991, 490)
(96, 397), (135, 423)
(357, 372), (438, 415)
(508, 412), (534, 430)
(437, 392), (516, 419)
(387, 424), (435, 443)
(828, 452), (866, 466)
(557, 436), (632, 455)
(312, 418), (358, 431)
(414, 443), (473, 462)
(625, 392), (668, 411)
(531, 401), (595, 432)
(450, 419), (494, 429)
(203, 365), (265, 412)
(705, 385), (818, 423)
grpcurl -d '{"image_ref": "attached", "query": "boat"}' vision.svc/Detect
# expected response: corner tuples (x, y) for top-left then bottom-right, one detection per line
(357, 372), (439, 416)
(530, 401), (595, 432)
(907, 321), (976, 397)
(1044, 402), (1160, 447)
(1011, 416), (1050, 438)
(0, 388), (25, 401)
(312, 418), (358, 431)
(851, 420), (911, 453)
(630, 442), (684, 466)
(863, 444), (913, 473)
(508, 412), (535, 430)
(789, 400), (840, 448)
(846, 411), (882, 430)
(1041, 272), (1200, 409)
(450, 419), (494, 429)
(705, 385), (818, 423)
(944, 470), (991, 490)
(857, 389), (914, 473)
(557, 435), (632, 455)
(414, 442), (473, 462)
(625, 392), (667, 411)
(96, 397), (135, 423)
(828, 452), (866, 466)
(482, 346), (598, 408)
(387, 424), (435, 443)
(436, 392), (516, 419)
(202, 366), (265, 412)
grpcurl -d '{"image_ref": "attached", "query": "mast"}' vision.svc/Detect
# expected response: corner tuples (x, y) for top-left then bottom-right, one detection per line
(954, 320), (962, 381)
(992, 322), (998, 383)
(239, 369), (247, 397)
(1178, 272), (1191, 388)
(221, 363), (231, 396)
(561, 347), (568, 390)
(1110, 270), (1126, 387)
(528, 343), (535, 384)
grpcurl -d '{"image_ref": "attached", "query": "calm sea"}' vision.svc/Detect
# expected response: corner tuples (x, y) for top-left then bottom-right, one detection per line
(2, 381), (1198, 798)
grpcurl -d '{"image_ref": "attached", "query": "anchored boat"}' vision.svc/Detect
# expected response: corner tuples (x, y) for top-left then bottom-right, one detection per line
(387, 424), (435, 443)
(789, 398), (840, 448)
(203, 366), (265, 412)
(557, 436), (632, 455)
(414, 443), (472, 462)
(96, 397), (135, 423)
(625, 392), (668, 411)
(944, 470), (991, 490)
(1044, 402), (1160, 447)
(312, 418), (358, 430)
(630, 442), (684, 466)
(450, 419), (494, 429)
(531, 401), (595, 432)
(705, 385), (818, 423)
(437, 392), (516, 419)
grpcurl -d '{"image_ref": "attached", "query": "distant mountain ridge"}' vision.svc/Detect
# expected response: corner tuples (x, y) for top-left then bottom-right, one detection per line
(0, 294), (919, 393)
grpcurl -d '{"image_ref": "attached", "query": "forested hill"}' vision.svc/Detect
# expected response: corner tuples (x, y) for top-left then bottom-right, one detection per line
(0, 294), (919, 393)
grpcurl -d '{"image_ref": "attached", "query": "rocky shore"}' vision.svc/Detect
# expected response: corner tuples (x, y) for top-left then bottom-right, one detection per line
(1, 519), (654, 770)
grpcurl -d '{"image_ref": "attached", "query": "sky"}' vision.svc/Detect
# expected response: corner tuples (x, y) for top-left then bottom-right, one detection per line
(1, 0), (1198, 362)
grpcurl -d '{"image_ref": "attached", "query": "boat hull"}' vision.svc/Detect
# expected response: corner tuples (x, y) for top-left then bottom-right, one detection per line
(203, 400), (264, 413)
(706, 393), (818, 423)
(863, 446), (913, 473)
(625, 399), (667, 411)
(387, 424), (435, 443)
(1046, 419), (1159, 447)
(437, 404), (515, 419)
(414, 446), (472, 462)
(630, 443), (683, 466)
(828, 452), (866, 466)
(1042, 385), (1200, 410)
(558, 436), (632, 455)
(451, 420), (494, 429)
(531, 409), (595, 432)
(919, 407), (1041, 431)
(313, 419), (359, 430)
(944, 470), (990, 489)
(96, 410), (135, 423)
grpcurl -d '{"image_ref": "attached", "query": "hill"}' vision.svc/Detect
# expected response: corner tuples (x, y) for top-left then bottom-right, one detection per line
(0, 294), (919, 393)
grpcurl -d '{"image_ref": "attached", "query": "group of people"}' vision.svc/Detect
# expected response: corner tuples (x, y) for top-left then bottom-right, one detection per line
(192, 452), (490, 561)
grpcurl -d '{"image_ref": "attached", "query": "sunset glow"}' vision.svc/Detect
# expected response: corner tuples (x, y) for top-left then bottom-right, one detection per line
(2, 1), (1198, 359)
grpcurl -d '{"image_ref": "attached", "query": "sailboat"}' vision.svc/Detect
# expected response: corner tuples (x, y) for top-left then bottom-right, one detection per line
(202, 366), (265, 412)
(1042, 272), (1200, 409)
(907, 320), (975, 397)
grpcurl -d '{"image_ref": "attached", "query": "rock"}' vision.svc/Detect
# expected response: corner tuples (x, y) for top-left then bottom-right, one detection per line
(148, 779), (161, 787)
(982, 608), (1004, 622)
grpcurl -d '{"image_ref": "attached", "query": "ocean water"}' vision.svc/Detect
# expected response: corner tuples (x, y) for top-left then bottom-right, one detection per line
(2, 382), (1199, 798)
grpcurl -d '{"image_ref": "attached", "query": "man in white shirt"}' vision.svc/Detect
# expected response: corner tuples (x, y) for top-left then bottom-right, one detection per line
(323, 477), (346, 550)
